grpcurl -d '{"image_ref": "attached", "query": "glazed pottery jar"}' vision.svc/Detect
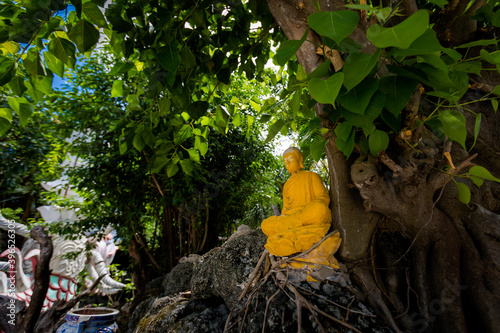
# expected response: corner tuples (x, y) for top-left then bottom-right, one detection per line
(56, 307), (119, 333)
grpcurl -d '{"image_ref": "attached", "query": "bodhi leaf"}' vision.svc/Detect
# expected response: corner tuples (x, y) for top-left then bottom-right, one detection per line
(0, 56), (16, 86)
(337, 78), (378, 114)
(179, 158), (193, 175)
(388, 29), (444, 57)
(275, 29), (308, 67)
(342, 49), (381, 91)
(378, 76), (419, 116)
(111, 79), (124, 97)
(334, 121), (353, 142)
(468, 166), (500, 183)
(0, 108), (12, 135)
(195, 136), (208, 157)
(133, 131), (146, 152)
(187, 148), (201, 164)
(438, 109), (467, 149)
(68, 19), (100, 53)
(48, 37), (76, 68)
(368, 129), (389, 156)
(310, 138), (326, 161)
(158, 42), (181, 72)
(456, 182), (471, 205)
(308, 72), (344, 105)
(307, 11), (359, 44)
(82, 1), (108, 28)
(43, 51), (64, 78)
(8, 76), (27, 96)
(336, 130), (355, 158)
(367, 10), (429, 49)
(265, 118), (286, 142)
(7, 97), (33, 127)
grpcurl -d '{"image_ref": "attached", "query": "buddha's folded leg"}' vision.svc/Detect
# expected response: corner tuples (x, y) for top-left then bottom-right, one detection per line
(298, 201), (332, 226)
(265, 233), (297, 257)
(261, 214), (303, 236)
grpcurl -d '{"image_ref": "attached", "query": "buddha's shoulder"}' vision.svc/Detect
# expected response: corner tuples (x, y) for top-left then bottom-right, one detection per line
(299, 170), (322, 179)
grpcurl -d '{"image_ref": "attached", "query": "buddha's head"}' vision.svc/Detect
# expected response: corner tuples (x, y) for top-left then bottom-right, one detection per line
(283, 147), (304, 174)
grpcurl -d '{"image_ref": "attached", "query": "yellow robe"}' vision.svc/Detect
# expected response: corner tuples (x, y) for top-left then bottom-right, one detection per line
(261, 170), (334, 257)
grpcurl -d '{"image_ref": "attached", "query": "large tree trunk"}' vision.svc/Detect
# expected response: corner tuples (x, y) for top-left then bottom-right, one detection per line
(266, 0), (500, 332)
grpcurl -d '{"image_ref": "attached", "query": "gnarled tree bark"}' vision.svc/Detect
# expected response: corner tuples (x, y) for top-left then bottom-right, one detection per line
(265, 0), (500, 332)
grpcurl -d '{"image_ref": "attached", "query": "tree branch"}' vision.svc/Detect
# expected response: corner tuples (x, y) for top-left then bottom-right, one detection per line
(18, 226), (53, 333)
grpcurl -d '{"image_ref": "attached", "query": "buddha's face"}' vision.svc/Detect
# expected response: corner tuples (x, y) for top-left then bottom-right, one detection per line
(283, 152), (302, 174)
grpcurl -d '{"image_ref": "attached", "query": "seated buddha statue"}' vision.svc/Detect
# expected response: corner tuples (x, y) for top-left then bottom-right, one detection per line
(261, 147), (341, 270)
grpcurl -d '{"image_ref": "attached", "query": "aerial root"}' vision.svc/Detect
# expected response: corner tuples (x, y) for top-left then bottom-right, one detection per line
(224, 232), (371, 332)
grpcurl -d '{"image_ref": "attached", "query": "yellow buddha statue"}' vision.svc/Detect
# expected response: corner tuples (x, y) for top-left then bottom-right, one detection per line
(261, 147), (341, 270)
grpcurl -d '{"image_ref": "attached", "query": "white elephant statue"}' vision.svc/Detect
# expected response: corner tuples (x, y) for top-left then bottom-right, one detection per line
(0, 208), (125, 310)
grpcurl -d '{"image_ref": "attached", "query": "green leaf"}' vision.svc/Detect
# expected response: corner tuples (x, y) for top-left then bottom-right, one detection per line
(455, 38), (498, 49)
(336, 130), (355, 158)
(151, 155), (168, 173)
(7, 97), (33, 127)
(48, 37), (76, 68)
(438, 109), (467, 149)
(492, 99), (498, 112)
(342, 49), (381, 91)
(469, 175), (483, 187)
(68, 19), (100, 53)
(0, 117), (10, 135)
(111, 79), (124, 97)
(342, 91), (385, 130)
(378, 76), (419, 116)
(187, 148), (200, 164)
(310, 138), (326, 161)
(0, 56), (16, 86)
(119, 134), (127, 154)
(158, 42), (181, 72)
(266, 118), (286, 143)
(307, 60), (331, 80)
(368, 129), (389, 156)
(291, 90), (301, 113)
(337, 78), (378, 114)
(43, 51), (64, 78)
(180, 45), (196, 68)
(275, 29), (308, 67)
(344, 4), (372, 10)
(449, 61), (482, 76)
(8, 76), (26, 96)
(308, 72), (345, 105)
(133, 131), (146, 151)
(428, 0), (448, 9)
(179, 158), (193, 175)
(367, 10), (429, 49)
(167, 161), (180, 177)
(307, 11), (359, 43)
(468, 166), (500, 183)
(24, 51), (47, 77)
(389, 29), (444, 57)
(109, 61), (134, 76)
(0, 108), (13, 123)
(381, 109), (401, 132)
(480, 49), (500, 65)
(173, 124), (192, 144)
(82, 1), (108, 28)
(472, 113), (481, 150)
(194, 136), (208, 157)
(334, 121), (352, 141)
(187, 101), (208, 119)
(456, 182), (471, 205)
(492, 9), (500, 27)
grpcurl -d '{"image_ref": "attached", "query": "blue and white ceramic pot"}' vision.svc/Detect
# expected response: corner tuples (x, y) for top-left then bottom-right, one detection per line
(56, 307), (119, 333)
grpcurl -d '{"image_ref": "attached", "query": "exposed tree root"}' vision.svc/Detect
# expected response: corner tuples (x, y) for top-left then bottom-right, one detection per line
(225, 233), (391, 333)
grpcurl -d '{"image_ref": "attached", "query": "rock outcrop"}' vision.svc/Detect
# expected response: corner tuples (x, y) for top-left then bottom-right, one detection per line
(120, 225), (393, 333)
